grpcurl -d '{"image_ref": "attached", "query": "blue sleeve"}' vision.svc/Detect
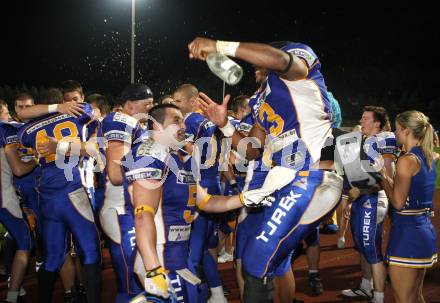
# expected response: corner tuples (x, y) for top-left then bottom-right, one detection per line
(184, 113), (204, 142)
(76, 103), (95, 124)
(102, 112), (139, 144)
(1, 124), (19, 147)
(0, 124), (6, 148)
(283, 42), (319, 69)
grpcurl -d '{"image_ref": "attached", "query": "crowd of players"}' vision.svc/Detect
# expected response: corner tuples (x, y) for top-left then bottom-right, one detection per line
(0, 37), (438, 303)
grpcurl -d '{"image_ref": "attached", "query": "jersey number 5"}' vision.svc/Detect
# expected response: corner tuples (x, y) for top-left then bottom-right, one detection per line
(183, 184), (197, 223)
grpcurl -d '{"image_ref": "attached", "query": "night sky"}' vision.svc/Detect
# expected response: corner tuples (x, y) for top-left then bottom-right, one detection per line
(1, 1), (439, 120)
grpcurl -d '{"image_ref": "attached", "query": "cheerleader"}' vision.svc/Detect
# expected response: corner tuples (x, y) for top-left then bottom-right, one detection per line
(381, 110), (438, 303)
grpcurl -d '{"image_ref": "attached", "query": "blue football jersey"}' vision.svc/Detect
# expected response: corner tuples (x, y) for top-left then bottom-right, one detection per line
(125, 139), (196, 269)
(101, 111), (145, 212)
(184, 111), (221, 184)
(0, 121), (20, 148)
(2, 121), (41, 196)
(101, 111), (143, 145)
(237, 113), (253, 134)
(239, 96), (270, 188)
(254, 43), (333, 171)
(18, 103), (98, 195)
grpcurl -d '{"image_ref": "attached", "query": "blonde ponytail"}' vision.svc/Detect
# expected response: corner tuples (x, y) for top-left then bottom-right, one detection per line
(420, 122), (434, 169)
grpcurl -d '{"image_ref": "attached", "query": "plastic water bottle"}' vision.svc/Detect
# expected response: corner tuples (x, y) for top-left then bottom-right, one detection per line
(206, 53), (243, 85)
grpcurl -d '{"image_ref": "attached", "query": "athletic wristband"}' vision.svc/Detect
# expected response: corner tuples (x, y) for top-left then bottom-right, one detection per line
(219, 120), (236, 137)
(198, 194), (212, 211)
(279, 51), (294, 74)
(216, 40), (240, 57)
(56, 141), (70, 155)
(135, 204), (155, 216)
(146, 266), (166, 277)
(48, 104), (58, 113)
(239, 193), (246, 206)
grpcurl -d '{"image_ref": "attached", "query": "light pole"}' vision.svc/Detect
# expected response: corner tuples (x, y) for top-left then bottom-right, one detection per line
(130, 0), (135, 83)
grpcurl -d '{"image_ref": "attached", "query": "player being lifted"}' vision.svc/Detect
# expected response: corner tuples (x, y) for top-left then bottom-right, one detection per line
(187, 37), (343, 302)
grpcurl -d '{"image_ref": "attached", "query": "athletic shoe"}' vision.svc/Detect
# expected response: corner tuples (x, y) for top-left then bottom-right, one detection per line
(35, 261), (43, 272)
(64, 291), (79, 303)
(341, 286), (373, 299)
(7, 277), (26, 296)
(337, 237), (345, 249)
(308, 272), (324, 296)
(77, 284), (87, 303)
(217, 252), (233, 263)
(222, 284), (230, 296)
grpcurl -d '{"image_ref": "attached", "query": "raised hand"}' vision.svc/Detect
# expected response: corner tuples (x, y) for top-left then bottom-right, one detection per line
(197, 92), (230, 127)
(188, 37), (217, 60)
(57, 101), (85, 118)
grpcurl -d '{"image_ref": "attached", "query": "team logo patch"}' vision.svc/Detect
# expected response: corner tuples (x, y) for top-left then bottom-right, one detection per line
(283, 151), (305, 168)
(288, 48), (316, 67)
(126, 167), (163, 181)
(168, 225), (191, 242)
(105, 130), (131, 143)
(238, 123), (252, 133)
(203, 120), (215, 129)
(6, 135), (18, 145)
(177, 170), (195, 184)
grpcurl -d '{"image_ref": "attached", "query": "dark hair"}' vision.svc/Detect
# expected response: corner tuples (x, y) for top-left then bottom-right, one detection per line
(147, 103), (180, 129)
(229, 95), (249, 113)
(15, 92), (34, 105)
(363, 106), (389, 130)
(60, 80), (84, 95)
(39, 88), (63, 105)
(86, 93), (109, 115)
(121, 83), (153, 102)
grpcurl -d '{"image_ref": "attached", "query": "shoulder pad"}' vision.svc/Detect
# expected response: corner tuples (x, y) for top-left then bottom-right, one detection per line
(136, 139), (168, 162)
(112, 112), (138, 128)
